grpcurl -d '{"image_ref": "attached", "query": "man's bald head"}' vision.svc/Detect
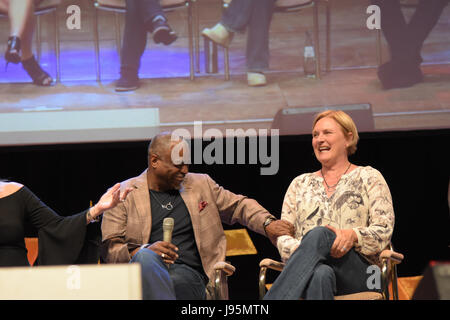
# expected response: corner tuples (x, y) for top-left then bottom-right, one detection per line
(148, 131), (190, 164)
(148, 132), (176, 160)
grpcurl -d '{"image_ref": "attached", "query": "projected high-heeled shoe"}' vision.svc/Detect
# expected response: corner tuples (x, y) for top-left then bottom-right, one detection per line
(21, 55), (53, 86)
(4, 36), (21, 69)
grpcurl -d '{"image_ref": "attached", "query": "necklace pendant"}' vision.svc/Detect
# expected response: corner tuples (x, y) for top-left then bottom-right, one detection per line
(162, 202), (173, 211)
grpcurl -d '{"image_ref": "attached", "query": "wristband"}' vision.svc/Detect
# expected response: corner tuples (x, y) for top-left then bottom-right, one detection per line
(87, 209), (101, 223)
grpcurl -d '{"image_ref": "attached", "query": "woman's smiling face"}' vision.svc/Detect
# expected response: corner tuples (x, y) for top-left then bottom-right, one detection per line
(312, 116), (351, 165)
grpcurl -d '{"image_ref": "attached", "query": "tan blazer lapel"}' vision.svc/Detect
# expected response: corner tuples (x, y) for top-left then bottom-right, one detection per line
(132, 170), (152, 244)
(180, 175), (201, 239)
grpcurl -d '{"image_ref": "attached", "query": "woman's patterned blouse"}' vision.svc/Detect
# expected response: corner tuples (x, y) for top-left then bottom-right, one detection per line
(277, 166), (395, 266)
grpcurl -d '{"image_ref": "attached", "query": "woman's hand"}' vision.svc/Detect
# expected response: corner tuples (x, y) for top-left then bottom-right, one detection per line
(325, 225), (358, 258)
(90, 183), (133, 219)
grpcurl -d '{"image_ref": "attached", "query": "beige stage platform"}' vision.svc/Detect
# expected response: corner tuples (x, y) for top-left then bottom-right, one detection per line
(0, 0), (449, 142)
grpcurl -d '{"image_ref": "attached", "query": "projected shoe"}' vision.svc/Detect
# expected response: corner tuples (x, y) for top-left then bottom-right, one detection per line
(152, 19), (177, 45)
(5, 36), (21, 69)
(115, 74), (139, 92)
(247, 72), (267, 87)
(377, 60), (423, 90)
(202, 23), (234, 48)
(21, 55), (53, 86)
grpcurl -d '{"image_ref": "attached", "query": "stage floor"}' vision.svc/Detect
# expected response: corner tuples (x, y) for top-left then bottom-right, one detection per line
(1, 0), (449, 139)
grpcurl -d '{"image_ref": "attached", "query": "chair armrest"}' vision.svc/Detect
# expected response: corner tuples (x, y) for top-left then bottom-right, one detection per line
(379, 250), (404, 265)
(258, 258), (285, 299)
(211, 261), (235, 300)
(259, 258), (285, 272)
(335, 291), (383, 300)
(379, 249), (403, 300)
(214, 261), (236, 276)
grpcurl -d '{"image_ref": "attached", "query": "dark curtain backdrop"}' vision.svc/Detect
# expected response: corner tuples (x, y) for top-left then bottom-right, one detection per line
(1, 129), (449, 299)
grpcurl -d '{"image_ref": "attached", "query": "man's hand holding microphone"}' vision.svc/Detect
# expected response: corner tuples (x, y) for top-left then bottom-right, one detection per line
(131, 218), (179, 265)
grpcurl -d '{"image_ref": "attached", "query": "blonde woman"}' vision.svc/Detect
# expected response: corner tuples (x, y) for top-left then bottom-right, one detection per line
(264, 110), (395, 299)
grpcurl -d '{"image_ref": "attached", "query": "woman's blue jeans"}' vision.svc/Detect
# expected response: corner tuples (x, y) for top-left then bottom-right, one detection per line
(264, 226), (376, 300)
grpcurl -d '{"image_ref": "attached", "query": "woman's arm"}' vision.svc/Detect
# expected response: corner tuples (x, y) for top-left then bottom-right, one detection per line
(277, 178), (302, 262)
(352, 169), (395, 256)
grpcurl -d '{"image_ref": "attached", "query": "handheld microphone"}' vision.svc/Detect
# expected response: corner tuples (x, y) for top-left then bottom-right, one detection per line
(163, 217), (174, 243)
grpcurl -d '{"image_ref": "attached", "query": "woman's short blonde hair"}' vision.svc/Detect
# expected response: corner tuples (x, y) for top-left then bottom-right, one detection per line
(312, 110), (359, 155)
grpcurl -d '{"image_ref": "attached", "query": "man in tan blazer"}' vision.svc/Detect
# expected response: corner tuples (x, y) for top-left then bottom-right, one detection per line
(101, 132), (293, 299)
